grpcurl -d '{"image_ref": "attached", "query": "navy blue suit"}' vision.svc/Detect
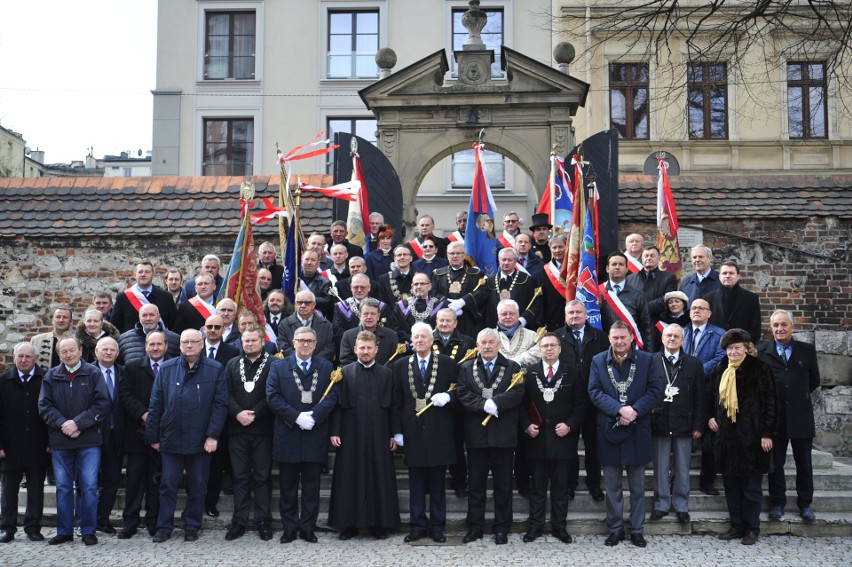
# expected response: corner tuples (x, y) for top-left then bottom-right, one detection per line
(679, 268), (721, 304)
(97, 363), (125, 527)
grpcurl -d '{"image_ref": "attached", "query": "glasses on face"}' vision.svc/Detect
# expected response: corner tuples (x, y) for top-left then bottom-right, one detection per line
(296, 301), (315, 305)
(411, 282), (429, 286)
(690, 306), (710, 311)
(540, 343), (559, 349)
(422, 244), (435, 250)
(293, 338), (317, 344)
(504, 219), (518, 224)
(180, 339), (202, 345)
(205, 324), (222, 330)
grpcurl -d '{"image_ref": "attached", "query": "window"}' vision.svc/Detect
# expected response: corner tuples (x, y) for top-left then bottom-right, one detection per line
(326, 117), (378, 173)
(203, 119), (254, 175)
(123, 168), (132, 177)
(452, 148), (505, 188)
(451, 7), (503, 77)
(204, 11), (256, 80)
(788, 62), (827, 139)
(687, 63), (728, 139)
(327, 11), (379, 79)
(610, 63), (649, 140)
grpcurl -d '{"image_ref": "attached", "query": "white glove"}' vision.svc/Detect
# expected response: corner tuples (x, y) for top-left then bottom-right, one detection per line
(448, 298), (465, 311)
(431, 392), (451, 407)
(295, 411), (315, 430)
(483, 399), (499, 417)
(393, 433), (404, 447)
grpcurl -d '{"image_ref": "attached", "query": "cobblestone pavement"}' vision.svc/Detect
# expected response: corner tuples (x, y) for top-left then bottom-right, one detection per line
(3, 529), (852, 567)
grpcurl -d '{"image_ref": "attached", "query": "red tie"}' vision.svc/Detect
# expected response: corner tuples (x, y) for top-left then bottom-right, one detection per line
(547, 366), (554, 382)
(519, 257), (526, 266)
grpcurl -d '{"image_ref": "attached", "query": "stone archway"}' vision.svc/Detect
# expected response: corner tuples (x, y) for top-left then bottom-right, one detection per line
(359, 22), (588, 229)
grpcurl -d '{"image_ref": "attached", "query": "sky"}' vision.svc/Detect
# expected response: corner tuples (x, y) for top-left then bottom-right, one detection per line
(0, 1), (157, 164)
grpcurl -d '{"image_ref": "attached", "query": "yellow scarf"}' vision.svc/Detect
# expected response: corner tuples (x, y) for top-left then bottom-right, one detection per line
(719, 356), (745, 423)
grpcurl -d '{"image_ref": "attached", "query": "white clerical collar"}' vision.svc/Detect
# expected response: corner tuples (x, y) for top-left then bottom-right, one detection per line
(358, 360), (376, 368)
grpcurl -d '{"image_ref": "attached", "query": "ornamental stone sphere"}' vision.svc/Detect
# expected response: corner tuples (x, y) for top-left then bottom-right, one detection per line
(553, 42), (576, 65)
(375, 47), (397, 70)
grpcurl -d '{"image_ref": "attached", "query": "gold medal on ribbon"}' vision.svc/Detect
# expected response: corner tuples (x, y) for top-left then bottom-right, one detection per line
(449, 281), (462, 294)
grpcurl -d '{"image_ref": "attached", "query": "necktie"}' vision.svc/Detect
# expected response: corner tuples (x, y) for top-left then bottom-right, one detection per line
(519, 257), (526, 266)
(692, 329), (701, 353)
(209, 346), (216, 359)
(546, 365), (554, 383)
(105, 368), (114, 400)
(613, 284), (621, 294)
(301, 361), (309, 373)
(573, 330), (581, 343)
(668, 355), (675, 364)
(272, 316), (279, 328)
(419, 359), (427, 382)
(152, 362), (159, 376)
(21, 373), (30, 384)
(142, 290), (150, 299)
(779, 346), (788, 363)
(486, 361), (494, 377)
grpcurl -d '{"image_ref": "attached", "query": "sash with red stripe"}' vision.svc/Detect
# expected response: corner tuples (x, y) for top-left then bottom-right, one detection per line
(188, 296), (216, 320)
(408, 239), (424, 259)
(544, 262), (567, 296)
(599, 284), (645, 350)
(321, 269), (338, 286)
(625, 254), (642, 274)
(446, 231), (464, 243)
(124, 287), (151, 313)
(655, 320), (668, 334)
(497, 233), (514, 249)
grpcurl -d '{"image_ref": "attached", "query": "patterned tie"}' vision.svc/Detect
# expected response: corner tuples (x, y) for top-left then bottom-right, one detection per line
(105, 368), (114, 401)
(21, 373), (30, 384)
(692, 329), (701, 353)
(152, 362), (159, 377)
(573, 330), (581, 343)
(613, 284), (621, 294)
(419, 359), (427, 384)
(779, 346), (788, 363)
(668, 355), (675, 364)
(209, 346), (216, 359)
(519, 257), (526, 266)
(142, 290), (150, 299)
(301, 361), (309, 373)
(486, 361), (494, 378)
(546, 365), (554, 383)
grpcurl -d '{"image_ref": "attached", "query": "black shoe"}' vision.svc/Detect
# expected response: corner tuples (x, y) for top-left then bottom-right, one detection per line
(462, 529), (483, 543)
(205, 506), (219, 518)
(650, 510), (668, 521)
(494, 532), (508, 545)
(552, 529), (573, 544)
(741, 531), (758, 545)
(517, 485), (530, 497)
(48, 534), (74, 545)
(225, 524), (246, 541)
(768, 506), (784, 521)
(522, 530), (541, 543)
(97, 524), (116, 534)
(589, 486), (605, 501)
(454, 487), (468, 498)
(152, 530), (170, 543)
(184, 530), (198, 542)
(430, 531), (446, 543)
(117, 527), (137, 540)
(223, 487), (234, 496)
(82, 533), (98, 546)
(567, 489), (575, 501)
(371, 527), (387, 540)
(280, 530), (297, 543)
(300, 530), (318, 543)
(404, 530), (426, 543)
(700, 485), (720, 496)
(27, 532), (44, 542)
(604, 531), (624, 546)
(629, 533), (647, 547)
(337, 528), (357, 541)
(676, 512), (691, 523)
(0, 530), (13, 543)
(718, 528), (742, 541)
(147, 526), (158, 537)
(257, 524), (273, 541)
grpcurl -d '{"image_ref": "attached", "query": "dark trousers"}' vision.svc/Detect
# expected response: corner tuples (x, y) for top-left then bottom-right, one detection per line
(205, 436), (231, 508)
(278, 461), (321, 533)
(567, 411), (601, 490)
(122, 450), (160, 531)
(466, 447), (514, 533)
(228, 434), (273, 526)
(769, 436), (814, 509)
(723, 474), (763, 535)
(0, 466), (46, 534)
(528, 458), (569, 533)
(448, 407), (467, 490)
(699, 427), (717, 489)
(408, 465), (447, 533)
(158, 452), (211, 533)
(97, 430), (122, 526)
(514, 442), (529, 491)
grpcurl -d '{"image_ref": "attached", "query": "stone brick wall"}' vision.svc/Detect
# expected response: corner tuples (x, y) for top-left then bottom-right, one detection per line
(620, 215), (852, 456)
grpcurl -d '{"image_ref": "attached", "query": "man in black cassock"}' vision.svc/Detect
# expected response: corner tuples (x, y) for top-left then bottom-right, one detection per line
(393, 322), (457, 544)
(328, 330), (401, 540)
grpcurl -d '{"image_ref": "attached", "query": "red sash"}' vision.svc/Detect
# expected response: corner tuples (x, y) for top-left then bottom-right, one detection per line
(655, 320), (668, 334)
(497, 233), (514, 249)
(625, 254), (642, 274)
(321, 269), (338, 286)
(598, 284), (645, 350)
(188, 296), (216, 320)
(408, 239), (424, 259)
(544, 262), (566, 296)
(123, 288), (151, 313)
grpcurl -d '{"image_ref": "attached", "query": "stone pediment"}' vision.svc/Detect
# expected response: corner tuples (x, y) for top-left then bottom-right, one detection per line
(359, 46), (589, 113)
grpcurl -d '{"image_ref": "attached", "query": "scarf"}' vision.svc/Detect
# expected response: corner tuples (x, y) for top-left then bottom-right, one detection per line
(719, 356), (745, 423)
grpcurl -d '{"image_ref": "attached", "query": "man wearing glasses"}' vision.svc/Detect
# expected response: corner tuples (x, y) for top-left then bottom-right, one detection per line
(145, 329), (228, 543)
(377, 245), (415, 304)
(497, 211), (522, 249)
(203, 315), (239, 366)
(412, 236), (449, 278)
(407, 215), (447, 259)
(277, 290), (335, 361)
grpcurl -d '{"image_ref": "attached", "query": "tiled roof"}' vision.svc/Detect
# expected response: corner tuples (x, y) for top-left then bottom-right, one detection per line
(619, 174), (852, 221)
(0, 175), (334, 238)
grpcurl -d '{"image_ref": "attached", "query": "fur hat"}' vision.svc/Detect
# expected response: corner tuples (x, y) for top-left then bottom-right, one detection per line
(720, 328), (752, 349)
(664, 291), (689, 308)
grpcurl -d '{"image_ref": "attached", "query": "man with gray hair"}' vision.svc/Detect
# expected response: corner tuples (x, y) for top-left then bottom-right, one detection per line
(457, 328), (524, 545)
(0, 343), (49, 543)
(278, 290), (335, 361)
(117, 303), (180, 365)
(678, 245), (720, 304)
(484, 247), (540, 330)
(173, 273), (218, 334)
(94, 336), (124, 533)
(179, 254), (224, 302)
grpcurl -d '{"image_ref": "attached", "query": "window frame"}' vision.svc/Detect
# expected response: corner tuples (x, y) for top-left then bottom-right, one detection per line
(450, 5), (504, 79)
(326, 9), (380, 79)
(196, 1), (263, 84)
(201, 117), (255, 176)
(787, 61), (828, 140)
(609, 62), (650, 141)
(325, 116), (378, 173)
(686, 62), (728, 140)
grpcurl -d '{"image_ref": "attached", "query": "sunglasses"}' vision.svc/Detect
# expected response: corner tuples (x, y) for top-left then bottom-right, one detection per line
(205, 324), (223, 330)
